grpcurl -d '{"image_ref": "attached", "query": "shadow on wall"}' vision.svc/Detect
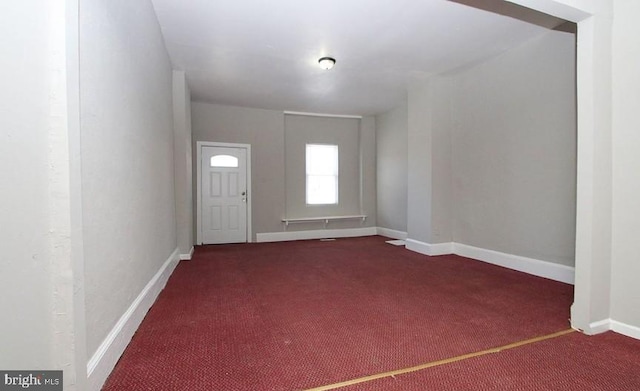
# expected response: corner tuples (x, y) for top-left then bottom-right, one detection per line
(447, 0), (575, 32)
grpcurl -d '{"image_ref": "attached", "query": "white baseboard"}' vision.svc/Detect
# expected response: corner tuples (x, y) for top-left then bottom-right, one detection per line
(583, 318), (640, 340)
(179, 246), (194, 260)
(401, 239), (574, 285)
(376, 227), (408, 240)
(405, 239), (454, 256)
(256, 227), (377, 243)
(454, 243), (575, 285)
(585, 319), (611, 334)
(87, 247), (180, 391)
(611, 320), (640, 340)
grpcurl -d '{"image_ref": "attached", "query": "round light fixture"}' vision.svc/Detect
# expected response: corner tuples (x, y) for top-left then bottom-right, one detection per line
(318, 56), (336, 70)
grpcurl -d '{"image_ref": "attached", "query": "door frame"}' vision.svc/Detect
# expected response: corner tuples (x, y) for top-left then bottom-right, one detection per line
(196, 141), (252, 244)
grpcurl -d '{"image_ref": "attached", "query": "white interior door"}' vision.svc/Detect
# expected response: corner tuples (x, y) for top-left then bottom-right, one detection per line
(201, 146), (248, 244)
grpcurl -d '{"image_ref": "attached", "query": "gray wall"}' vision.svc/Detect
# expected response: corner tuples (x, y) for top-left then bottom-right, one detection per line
(407, 83), (434, 244)
(284, 115), (361, 218)
(80, 0), (177, 357)
(450, 30), (576, 266)
(431, 77), (454, 244)
(375, 102), (408, 232)
(360, 116), (378, 229)
(191, 102), (376, 239)
(191, 103), (286, 239)
(173, 71), (194, 256)
(407, 77), (454, 245)
(401, 29), (576, 267)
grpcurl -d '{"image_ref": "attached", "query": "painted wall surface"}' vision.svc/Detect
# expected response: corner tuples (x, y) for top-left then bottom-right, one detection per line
(80, 0), (177, 357)
(450, 30), (577, 266)
(360, 116), (377, 229)
(191, 102), (376, 238)
(610, 0), (640, 329)
(429, 77), (454, 244)
(0, 0), (60, 369)
(407, 84), (434, 244)
(284, 115), (361, 218)
(173, 71), (194, 255)
(375, 102), (408, 232)
(191, 102), (286, 239)
(407, 77), (453, 245)
(508, 0), (632, 336)
(0, 3), (85, 387)
(567, 4), (614, 333)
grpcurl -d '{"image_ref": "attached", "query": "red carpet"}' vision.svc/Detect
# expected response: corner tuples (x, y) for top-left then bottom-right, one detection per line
(343, 331), (640, 390)
(101, 236), (638, 390)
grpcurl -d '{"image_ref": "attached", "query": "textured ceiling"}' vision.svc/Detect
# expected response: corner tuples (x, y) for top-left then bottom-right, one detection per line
(151, 0), (564, 115)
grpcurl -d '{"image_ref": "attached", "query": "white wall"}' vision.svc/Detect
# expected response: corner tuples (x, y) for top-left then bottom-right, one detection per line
(450, 30), (577, 266)
(0, 1), (86, 388)
(0, 0), (62, 369)
(191, 102), (377, 239)
(80, 0), (177, 359)
(376, 102), (408, 232)
(610, 0), (640, 331)
(567, 2), (614, 335)
(173, 71), (194, 257)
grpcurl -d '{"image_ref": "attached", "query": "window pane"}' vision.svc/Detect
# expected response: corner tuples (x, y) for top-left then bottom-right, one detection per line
(210, 155), (238, 168)
(307, 175), (338, 205)
(306, 144), (339, 205)
(306, 144), (338, 175)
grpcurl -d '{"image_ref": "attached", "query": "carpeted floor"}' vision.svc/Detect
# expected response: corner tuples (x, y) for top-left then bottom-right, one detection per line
(342, 331), (640, 390)
(102, 236), (639, 390)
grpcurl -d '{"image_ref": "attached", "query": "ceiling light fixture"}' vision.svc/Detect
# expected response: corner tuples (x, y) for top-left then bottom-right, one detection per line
(318, 56), (336, 70)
